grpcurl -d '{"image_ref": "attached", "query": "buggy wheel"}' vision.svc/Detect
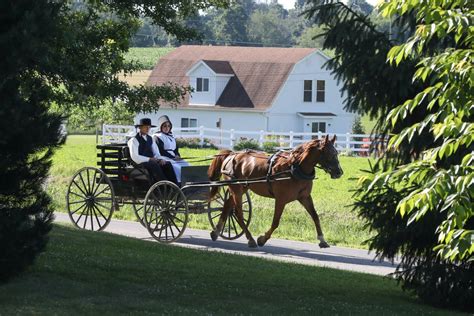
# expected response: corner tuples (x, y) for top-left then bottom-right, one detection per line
(66, 167), (114, 231)
(144, 181), (188, 243)
(132, 199), (146, 228)
(207, 188), (252, 240)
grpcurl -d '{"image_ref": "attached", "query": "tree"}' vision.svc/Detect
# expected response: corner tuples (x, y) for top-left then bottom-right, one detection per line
(296, 25), (325, 48)
(208, 2), (250, 45)
(351, 116), (365, 135)
(304, 0), (473, 310)
(348, 0), (373, 15)
(248, 7), (292, 47)
(0, 0), (225, 282)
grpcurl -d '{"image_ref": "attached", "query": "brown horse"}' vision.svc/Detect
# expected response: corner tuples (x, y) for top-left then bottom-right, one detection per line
(207, 135), (343, 248)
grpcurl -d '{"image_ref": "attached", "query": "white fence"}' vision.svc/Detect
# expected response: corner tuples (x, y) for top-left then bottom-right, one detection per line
(102, 124), (383, 153)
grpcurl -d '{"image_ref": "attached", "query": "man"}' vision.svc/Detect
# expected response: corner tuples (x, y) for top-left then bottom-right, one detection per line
(127, 118), (178, 184)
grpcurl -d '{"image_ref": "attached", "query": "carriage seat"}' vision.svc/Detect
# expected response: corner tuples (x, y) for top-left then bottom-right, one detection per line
(121, 146), (151, 182)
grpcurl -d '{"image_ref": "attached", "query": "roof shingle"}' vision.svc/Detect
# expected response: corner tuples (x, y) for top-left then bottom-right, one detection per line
(147, 45), (318, 110)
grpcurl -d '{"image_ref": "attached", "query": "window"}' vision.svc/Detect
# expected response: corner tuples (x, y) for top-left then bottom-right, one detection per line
(303, 80), (312, 102)
(311, 122), (326, 133)
(316, 80), (325, 102)
(196, 78), (209, 92)
(181, 118), (197, 128)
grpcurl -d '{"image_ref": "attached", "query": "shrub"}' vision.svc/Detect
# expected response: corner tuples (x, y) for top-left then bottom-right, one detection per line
(233, 138), (261, 151)
(262, 141), (280, 153)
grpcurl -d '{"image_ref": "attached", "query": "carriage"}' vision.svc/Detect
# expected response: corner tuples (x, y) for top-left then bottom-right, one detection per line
(65, 144), (252, 243)
(67, 134), (342, 248)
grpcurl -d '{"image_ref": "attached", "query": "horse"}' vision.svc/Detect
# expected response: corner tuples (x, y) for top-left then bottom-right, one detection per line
(207, 135), (343, 248)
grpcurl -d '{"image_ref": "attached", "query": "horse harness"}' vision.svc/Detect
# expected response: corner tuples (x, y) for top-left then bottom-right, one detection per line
(266, 150), (316, 197)
(219, 149), (316, 198)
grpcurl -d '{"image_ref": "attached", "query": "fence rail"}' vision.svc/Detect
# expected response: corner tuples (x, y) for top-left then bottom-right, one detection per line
(102, 124), (385, 154)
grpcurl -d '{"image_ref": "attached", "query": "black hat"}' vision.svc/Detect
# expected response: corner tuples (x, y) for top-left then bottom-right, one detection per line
(135, 118), (156, 128)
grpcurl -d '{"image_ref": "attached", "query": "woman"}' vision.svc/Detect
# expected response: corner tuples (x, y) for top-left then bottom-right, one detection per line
(152, 115), (189, 185)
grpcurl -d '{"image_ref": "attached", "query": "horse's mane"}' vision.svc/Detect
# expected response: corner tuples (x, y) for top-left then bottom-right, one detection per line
(274, 138), (322, 168)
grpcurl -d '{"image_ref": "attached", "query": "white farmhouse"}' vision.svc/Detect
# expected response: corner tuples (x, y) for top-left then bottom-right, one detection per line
(143, 45), (354, 134)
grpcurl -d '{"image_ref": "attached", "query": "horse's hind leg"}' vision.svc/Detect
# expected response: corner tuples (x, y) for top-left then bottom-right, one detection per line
(210, 197), (233, 241)
(257, 199), (286, 247)
(231, 187), (257, 248)
(298, 196), (330, 248)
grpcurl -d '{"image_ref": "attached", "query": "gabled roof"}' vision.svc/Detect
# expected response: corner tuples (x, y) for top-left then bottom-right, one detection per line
(147, 45), (318, 110)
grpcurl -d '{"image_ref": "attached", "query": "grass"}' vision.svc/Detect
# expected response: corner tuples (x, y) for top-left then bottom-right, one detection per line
(124, 47), (175, 70)
(48, 135), (373, 249)
(0, 224), (461, 315)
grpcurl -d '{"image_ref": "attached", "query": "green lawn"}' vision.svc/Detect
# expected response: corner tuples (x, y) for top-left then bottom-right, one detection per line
(49, 135), (373, 249)
(0, 224), (460, 315)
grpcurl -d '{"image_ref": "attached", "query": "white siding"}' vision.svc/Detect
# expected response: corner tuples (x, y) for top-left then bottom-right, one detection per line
(188, 65), (215, 106)
(268, 51), (354, 134)
(188, 63), (232, 106)
(140, 108), (266, 132)
(143, 50), (354, 135)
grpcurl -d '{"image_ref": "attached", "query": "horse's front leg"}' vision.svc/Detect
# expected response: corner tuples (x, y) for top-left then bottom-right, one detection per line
(298, 196), (330, 248)
(257, 199), (286, 247)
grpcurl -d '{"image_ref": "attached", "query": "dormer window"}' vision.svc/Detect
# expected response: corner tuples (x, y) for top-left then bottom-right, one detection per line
(196, 78), (209, 92)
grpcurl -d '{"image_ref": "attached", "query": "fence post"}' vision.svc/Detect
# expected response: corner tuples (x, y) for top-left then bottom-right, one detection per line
(259, 130), (264, 148)
(102, 124), (105, 145)
(230, 129), (235, 149)
(346, 133), (351, 152)
(199, 126), (204, 148)
(289, 131), (294, 148)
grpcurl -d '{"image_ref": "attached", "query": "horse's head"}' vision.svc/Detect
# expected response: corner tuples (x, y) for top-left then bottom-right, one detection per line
(318, 135), (343, 179)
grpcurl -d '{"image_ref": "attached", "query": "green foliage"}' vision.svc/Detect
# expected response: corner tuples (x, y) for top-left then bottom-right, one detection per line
(233, 138), (261, 151)
(305, 0), (473, 310)
(209, 2), (250, 45)
(262, 141), (280, 153)
(248, 6), (292, 46)
(348, 0), (374, 15)
(0, 0), (64, 282)
(296, 25), (326, 48)
(0, 0), (225, 283)
(51, 100), (135, 131)
(351, 115), (365, 135)
(380, 0), (474, 262)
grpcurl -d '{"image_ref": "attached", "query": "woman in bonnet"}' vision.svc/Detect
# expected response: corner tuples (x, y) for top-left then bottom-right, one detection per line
(152, 115), (189, 185)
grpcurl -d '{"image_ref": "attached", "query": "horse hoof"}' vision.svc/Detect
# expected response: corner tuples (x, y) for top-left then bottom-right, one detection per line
(248, 239), (258, 248)
(257, 236), (266, 247)
(210, 231), (218, 241)
(319, 241), (330, 248)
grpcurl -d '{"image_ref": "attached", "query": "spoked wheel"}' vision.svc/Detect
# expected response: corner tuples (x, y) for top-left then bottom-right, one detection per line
(208, 188), (252, 240)
(66, 167), (115, 231)
(132, 199), (146, 228)
(143, 181), (188, 243)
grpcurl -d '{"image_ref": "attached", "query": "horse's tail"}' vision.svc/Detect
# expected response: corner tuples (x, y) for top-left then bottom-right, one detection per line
(208, 150), (232, 200)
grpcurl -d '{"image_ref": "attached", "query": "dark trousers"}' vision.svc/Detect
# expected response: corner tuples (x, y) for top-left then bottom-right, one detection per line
(140, 161), (178, 185)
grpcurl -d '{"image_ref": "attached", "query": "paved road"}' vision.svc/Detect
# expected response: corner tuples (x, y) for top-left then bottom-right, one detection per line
(55, 212), (397, 276)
